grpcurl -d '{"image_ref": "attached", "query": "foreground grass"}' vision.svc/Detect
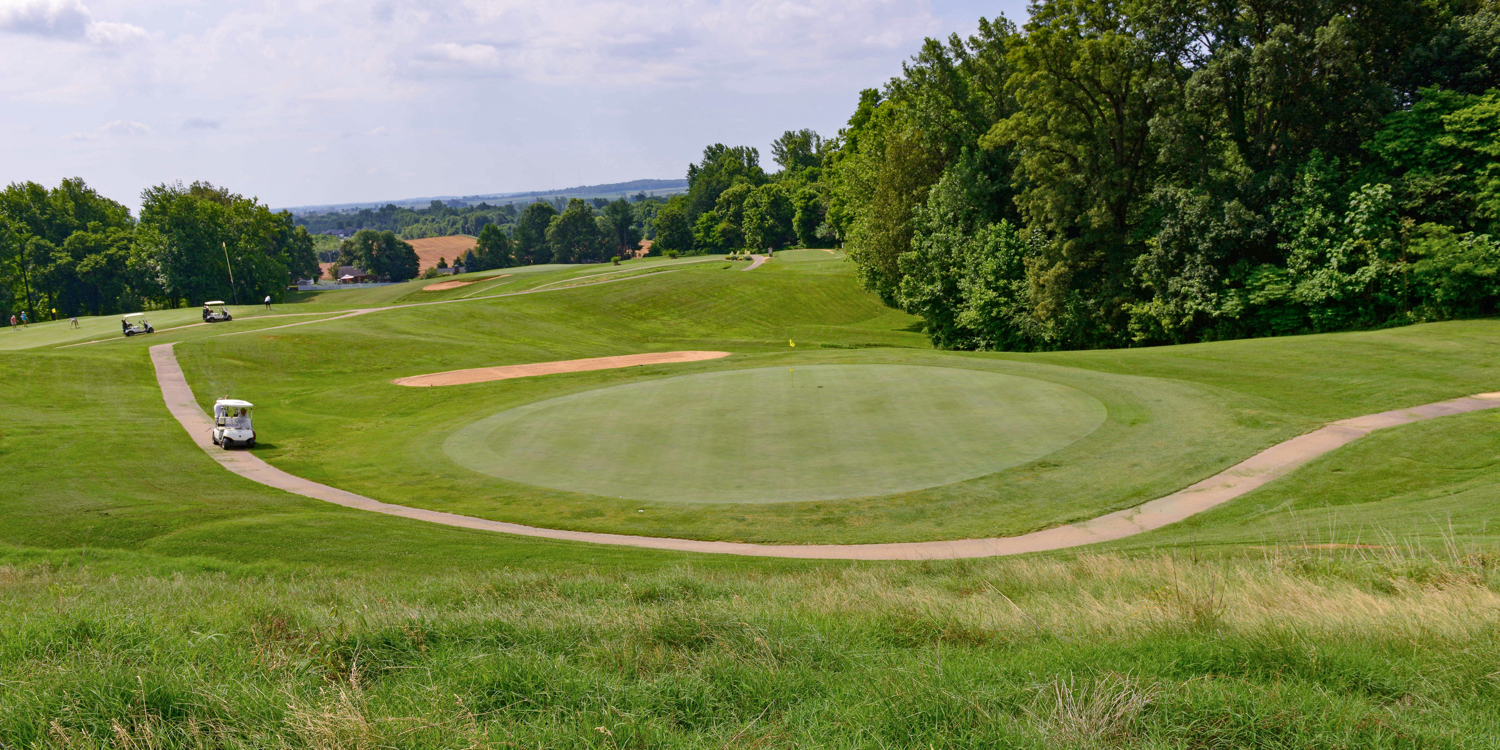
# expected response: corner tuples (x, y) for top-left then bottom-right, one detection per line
(3, 544), (1497, 748)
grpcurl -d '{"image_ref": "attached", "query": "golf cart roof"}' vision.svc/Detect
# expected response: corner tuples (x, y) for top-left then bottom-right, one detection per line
(215, 399), (254, 408)
(123, 313), (147, 319)
(204, 300), (226, 306)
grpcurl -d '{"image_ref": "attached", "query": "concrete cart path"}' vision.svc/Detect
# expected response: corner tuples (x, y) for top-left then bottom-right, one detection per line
(151, 342), (1500, 560)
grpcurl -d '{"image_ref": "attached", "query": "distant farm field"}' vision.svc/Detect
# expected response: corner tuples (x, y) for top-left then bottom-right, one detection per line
(407, 234), (477, 270)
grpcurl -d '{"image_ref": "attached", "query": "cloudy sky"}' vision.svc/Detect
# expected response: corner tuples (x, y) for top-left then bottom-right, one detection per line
(0, 0), (1028, 210)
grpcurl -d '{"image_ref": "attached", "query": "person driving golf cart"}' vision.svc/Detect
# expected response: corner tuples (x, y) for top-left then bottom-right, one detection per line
(212, 399), (256, 449)
(121, 313), (154, 337)
(202, 301), (232, 323)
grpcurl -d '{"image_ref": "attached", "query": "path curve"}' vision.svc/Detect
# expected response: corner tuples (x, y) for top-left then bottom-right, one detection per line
(744, 254), (768, 271)
(150, 342), (1500, 559)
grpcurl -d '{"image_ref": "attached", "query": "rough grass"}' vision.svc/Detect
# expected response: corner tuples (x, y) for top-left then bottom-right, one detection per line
(3, 544), (1497, 748)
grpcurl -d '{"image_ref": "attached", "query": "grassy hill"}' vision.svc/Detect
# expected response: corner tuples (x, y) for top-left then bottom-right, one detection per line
(2, 251), (1499, 747)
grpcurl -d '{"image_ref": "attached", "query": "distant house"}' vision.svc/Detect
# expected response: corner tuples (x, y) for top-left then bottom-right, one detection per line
(337, 266), (375, 283)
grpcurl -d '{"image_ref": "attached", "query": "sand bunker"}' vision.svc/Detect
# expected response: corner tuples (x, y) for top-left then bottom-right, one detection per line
(393, 351), (732, 387)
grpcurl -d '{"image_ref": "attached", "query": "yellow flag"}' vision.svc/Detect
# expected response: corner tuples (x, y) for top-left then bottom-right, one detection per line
(789, 339), (795, 347)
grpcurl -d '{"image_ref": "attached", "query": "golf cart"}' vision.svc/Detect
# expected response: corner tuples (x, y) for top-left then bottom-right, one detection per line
(202, 301), (233, 323)
(212, 399), (256, 449)
(121, 313), (154, 337)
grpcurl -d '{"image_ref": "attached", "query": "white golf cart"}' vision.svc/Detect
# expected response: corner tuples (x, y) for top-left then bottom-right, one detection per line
(212, 399), (256, 449)
(121, 313), (154, 337)
(202, 301), (233, 323)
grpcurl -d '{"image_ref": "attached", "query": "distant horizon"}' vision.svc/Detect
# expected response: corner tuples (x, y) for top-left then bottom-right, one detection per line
(279, 177), (689, 215)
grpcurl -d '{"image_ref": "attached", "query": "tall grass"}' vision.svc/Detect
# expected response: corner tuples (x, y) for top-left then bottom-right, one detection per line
(4, 540), (1497, 748)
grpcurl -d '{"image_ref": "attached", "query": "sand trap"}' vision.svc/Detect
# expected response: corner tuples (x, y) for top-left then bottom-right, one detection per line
(424, 274), (512, 292)
(393, 351), (732, 387)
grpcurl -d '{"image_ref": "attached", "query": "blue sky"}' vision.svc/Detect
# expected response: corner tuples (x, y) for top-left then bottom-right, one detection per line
(0, 0), (1029, 209)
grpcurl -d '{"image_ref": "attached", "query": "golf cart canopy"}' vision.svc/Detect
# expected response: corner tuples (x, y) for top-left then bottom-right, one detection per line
(214, 399), (254, 428)
(205, 301), (226, 306)
(123, 313), (147, 319)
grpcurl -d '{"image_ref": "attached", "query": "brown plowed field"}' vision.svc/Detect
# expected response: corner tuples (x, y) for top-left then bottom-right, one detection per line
(408, 236), (478, 270)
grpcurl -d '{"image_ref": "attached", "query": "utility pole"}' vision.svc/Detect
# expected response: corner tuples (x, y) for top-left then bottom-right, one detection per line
(222, 241), (240, 305)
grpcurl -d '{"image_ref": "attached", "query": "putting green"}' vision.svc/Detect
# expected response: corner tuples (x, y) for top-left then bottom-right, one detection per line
(443, 364), (1108, 504)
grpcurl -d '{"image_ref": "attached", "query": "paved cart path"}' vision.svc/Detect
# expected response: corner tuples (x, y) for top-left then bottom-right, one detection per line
(151, 342), (1500, 559)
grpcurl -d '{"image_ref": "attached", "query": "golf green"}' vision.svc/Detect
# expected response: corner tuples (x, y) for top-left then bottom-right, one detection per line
(443, 364), (1107, 504)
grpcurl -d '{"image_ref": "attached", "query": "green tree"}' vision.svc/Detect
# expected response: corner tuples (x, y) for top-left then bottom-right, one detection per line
(473, 224), (514, 270)
(771, 129), (825, 173)
(685, 144), (767, 219)
(983, 0), (1172, 341)
(743, 184), (795, 251)
(141, 181), (315, 305)
(650, 196), (692, 256)
(601, 198), (641, 258)
(791, 186), (826, 247)
(514, 202), (557, 264)
(545, 199), (607, 264)
(338, 229), (420, 282)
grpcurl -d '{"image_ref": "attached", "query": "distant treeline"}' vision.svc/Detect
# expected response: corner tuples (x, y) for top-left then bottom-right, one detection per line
(1, 180), (320, 320)
(680, 0), (1500, 351)
(294, 193), (672, 243)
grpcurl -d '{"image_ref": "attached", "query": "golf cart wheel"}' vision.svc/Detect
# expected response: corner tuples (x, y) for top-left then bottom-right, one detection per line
(246, 439), (255, 449)
(221, 438), (233, 450)
(124, 330), (133, 337)
(146, 326), (154, 333)
(225, 314), (232, 321)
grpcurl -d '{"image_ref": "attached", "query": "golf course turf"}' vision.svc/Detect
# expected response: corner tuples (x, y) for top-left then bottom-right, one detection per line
(6, 252), (1500, 746)
(444, 364), (1107, 504)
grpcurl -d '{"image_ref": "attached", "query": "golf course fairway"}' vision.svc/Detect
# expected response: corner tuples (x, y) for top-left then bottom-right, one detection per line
(444, 364), (1107, 503)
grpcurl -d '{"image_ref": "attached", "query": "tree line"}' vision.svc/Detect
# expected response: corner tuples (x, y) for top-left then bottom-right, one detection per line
(648, 132), (832, 257)
(297, 200), (520, 239)
(1, 180), (321, 321)
(682, 0), (1500, 350)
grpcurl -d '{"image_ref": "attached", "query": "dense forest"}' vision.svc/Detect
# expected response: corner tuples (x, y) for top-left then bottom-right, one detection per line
(0, 180), (321, 320)
(682, 0), (1500, 350)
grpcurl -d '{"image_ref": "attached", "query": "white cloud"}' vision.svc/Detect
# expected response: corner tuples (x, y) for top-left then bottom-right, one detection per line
(306, 145), (328, 154)
(101, 119), (150, 136)
(423, 42), (501, 68)
(0, 0), (145, 46)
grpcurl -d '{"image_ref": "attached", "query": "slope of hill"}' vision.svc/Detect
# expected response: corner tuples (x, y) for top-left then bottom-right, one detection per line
(3, 254), (1499, 747)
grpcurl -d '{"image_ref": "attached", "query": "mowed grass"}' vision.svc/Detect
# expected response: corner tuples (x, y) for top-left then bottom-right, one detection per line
(4, 251), (1500, 745)
(171, 259), (1296, 543)
(444, 364), (1107, 504)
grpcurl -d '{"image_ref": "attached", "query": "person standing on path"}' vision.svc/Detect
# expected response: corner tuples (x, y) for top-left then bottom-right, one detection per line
(264, 295), (271, 310)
